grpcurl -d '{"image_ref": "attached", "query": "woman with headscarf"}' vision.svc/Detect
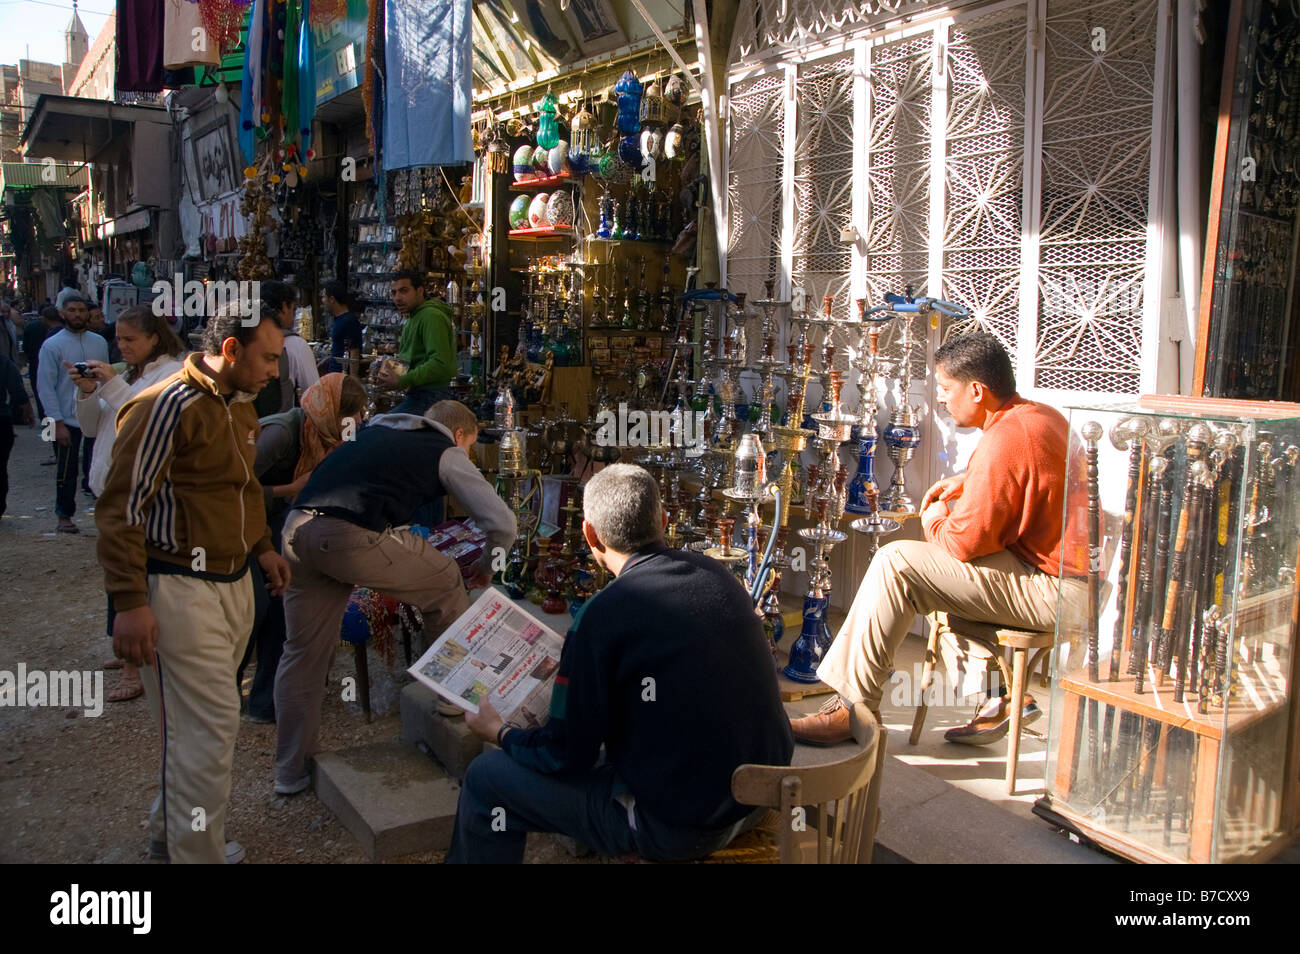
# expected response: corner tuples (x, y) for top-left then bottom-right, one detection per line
(71, 305), (186, 702)
(239, 372), (369, 722)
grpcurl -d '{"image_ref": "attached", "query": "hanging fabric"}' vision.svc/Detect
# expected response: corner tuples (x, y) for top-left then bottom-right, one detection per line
(382, 0), (473, 170)
(116, 0), (166, 92)
(362, 0), (385, 162)
(296, 0), (317, 157)
(163, 0), (222, 70)
(238, 0), (268, 162)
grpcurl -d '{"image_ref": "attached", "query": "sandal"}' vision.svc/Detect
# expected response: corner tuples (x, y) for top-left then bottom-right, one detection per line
(104, 659), (124, 671)
(108, 677), (144, 702)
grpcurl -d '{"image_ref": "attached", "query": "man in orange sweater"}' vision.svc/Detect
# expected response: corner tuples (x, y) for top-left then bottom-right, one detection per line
(791, 333), (1086, 746)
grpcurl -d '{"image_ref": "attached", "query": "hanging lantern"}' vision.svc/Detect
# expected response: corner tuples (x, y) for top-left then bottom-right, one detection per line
(639, 80), (667, 130)
(536, 90), (560, 151)
(614, 69), (642, 136)
(664, 122), (686, 160)
(639, 127), (664, 163)
(618, 134), (642, 168)
(664, 73), (687, 106)
(570, 105), (596, 160)
(487, 140), (509, 175)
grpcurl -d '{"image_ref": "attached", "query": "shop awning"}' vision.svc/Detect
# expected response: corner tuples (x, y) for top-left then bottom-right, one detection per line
(20, 94), (169, 163)
(0, 162), (89, 191)
(97, 208), (152, 239)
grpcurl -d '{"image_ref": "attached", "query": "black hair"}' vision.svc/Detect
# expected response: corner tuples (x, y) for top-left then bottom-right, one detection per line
(259, 280), (298, 315)
(202, 308), (278, 356)
(323, 279), (349, 305)
(40, 306), (61, 323)
(934, 332), (1016, 400)
(392, 269), (426, 290)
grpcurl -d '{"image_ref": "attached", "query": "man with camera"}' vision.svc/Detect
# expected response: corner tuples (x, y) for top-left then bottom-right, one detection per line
(36, 291), (107, 533)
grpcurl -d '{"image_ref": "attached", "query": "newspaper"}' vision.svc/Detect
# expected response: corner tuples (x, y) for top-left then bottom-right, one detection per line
(408, 589), (565, 727)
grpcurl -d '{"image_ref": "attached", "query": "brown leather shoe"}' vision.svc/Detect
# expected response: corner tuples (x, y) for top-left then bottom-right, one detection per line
(790, 696), (853, 746)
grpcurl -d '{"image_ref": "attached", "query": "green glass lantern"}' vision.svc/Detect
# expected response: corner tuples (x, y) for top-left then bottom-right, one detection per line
(536, 90), (560, 151)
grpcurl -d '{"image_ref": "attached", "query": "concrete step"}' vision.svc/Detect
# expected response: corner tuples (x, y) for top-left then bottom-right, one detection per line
(314, 740), (462, 861)
(400, 681), (483, 778)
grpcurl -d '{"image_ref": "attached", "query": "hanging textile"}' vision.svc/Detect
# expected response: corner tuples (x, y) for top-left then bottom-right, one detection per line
(296, 0), (317, 155)
(163, 0), (222, 70)
(362, 0), (385, 161)
(238, 0), (268, 162)
(382, 0), (472, 170)
(116, 0), (165, 92)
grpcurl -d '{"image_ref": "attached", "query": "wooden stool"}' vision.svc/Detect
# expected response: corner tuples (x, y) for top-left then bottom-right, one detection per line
(909, 612), (1054, 794)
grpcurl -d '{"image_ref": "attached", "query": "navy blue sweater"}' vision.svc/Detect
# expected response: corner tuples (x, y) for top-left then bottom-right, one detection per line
(502, 545), (794, 829)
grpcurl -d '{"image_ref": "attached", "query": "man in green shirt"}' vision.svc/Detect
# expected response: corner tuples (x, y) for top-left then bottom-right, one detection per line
(378, 269), (457, 416)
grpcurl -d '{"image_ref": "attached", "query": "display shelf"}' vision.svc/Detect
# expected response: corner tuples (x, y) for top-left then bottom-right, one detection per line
(586, 235), (672, 246)
(508, 226), (576, 241)
(509, 172), (581, 191)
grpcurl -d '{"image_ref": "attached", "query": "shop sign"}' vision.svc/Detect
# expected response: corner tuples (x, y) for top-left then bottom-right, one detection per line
(313, 0), (368, 107)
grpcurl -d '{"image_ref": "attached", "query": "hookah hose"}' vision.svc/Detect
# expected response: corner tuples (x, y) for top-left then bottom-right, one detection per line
(749, 483), (783, 607)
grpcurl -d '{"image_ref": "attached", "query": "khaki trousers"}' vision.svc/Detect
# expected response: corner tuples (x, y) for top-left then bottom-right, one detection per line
(274, 511), (471, 786)
(817, 539), (1084, 711)
(139, 570), (255, 864)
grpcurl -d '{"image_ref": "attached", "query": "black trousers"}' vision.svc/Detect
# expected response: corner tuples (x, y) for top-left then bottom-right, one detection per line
(55, 424), (82, 519)
(0, 418), (13, 517)
(82, 435), (95, 492)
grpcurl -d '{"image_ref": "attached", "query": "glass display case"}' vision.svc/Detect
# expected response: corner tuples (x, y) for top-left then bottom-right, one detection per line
(1037, 396), (1300, 863)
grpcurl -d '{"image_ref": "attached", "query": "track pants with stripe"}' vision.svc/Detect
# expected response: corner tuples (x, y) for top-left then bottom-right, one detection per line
(140, 570), (255, 863)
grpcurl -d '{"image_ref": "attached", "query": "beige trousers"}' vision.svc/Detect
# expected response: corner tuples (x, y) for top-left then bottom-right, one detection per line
(139, 570), (255, 864)
(817, 539), (1084, 711)
(274, 511), (470, 786)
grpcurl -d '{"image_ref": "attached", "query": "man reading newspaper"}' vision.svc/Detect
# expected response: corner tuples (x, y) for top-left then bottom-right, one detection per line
(450, 464), (794, 863)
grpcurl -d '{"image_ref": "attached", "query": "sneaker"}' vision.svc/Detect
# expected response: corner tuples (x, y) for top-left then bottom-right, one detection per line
(244, 710), (275, 724)
(274, 773), (312, 796)
(944, 695), (1041, 746)
(789, 695), (853, 746)
(148, 839), (245, 863)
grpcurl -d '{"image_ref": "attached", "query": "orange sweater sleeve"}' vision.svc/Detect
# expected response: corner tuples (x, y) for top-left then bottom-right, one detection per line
(923, 427), (1026, 562)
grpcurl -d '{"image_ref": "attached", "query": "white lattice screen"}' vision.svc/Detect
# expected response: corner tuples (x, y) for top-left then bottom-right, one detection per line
(727, 71), (786, 305)
(726, 0), (1166, 399)
(1034, 0), (1156, 393)
(792, 55), (856, 321)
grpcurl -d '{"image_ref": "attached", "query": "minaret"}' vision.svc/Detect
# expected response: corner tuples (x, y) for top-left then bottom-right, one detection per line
(63, 1), (89, 84)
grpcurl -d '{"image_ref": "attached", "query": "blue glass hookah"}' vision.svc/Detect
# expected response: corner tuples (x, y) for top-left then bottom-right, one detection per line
(783, 334), (855, 683)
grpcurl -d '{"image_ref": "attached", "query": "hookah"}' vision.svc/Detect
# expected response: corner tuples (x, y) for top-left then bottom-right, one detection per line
(489, 387), (543, 597)
(846, 300), (901, 555)
(783, 370), (856, 683)
(860, 288), (973, 514)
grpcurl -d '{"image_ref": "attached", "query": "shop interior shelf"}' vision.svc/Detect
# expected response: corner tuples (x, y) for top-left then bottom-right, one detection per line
(508, 226), (576, 241)
(586, 236), (672, 246)
(509, 173), (580, 191)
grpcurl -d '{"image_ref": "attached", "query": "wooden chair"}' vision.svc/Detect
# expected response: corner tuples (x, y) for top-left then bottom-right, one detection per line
(731, 705), (887, 863)
(909, 612), (1053, 794)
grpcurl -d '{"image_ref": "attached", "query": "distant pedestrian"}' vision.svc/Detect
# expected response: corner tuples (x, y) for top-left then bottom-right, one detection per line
(322, 280), (362, 376)
(22, 306), (61, 421)
(37, 292), (108, 532)
(0, 353), (34, 518)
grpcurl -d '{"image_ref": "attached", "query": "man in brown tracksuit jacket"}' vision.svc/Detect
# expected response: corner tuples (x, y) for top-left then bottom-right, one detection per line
(97, 308), (291, 864)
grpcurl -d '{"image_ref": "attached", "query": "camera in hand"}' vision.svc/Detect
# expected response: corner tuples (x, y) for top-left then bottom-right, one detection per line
(74, 362), (93, 378)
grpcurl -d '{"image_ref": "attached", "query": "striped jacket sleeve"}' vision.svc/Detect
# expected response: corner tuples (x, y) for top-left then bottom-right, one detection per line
(95, 382), (190, 612)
